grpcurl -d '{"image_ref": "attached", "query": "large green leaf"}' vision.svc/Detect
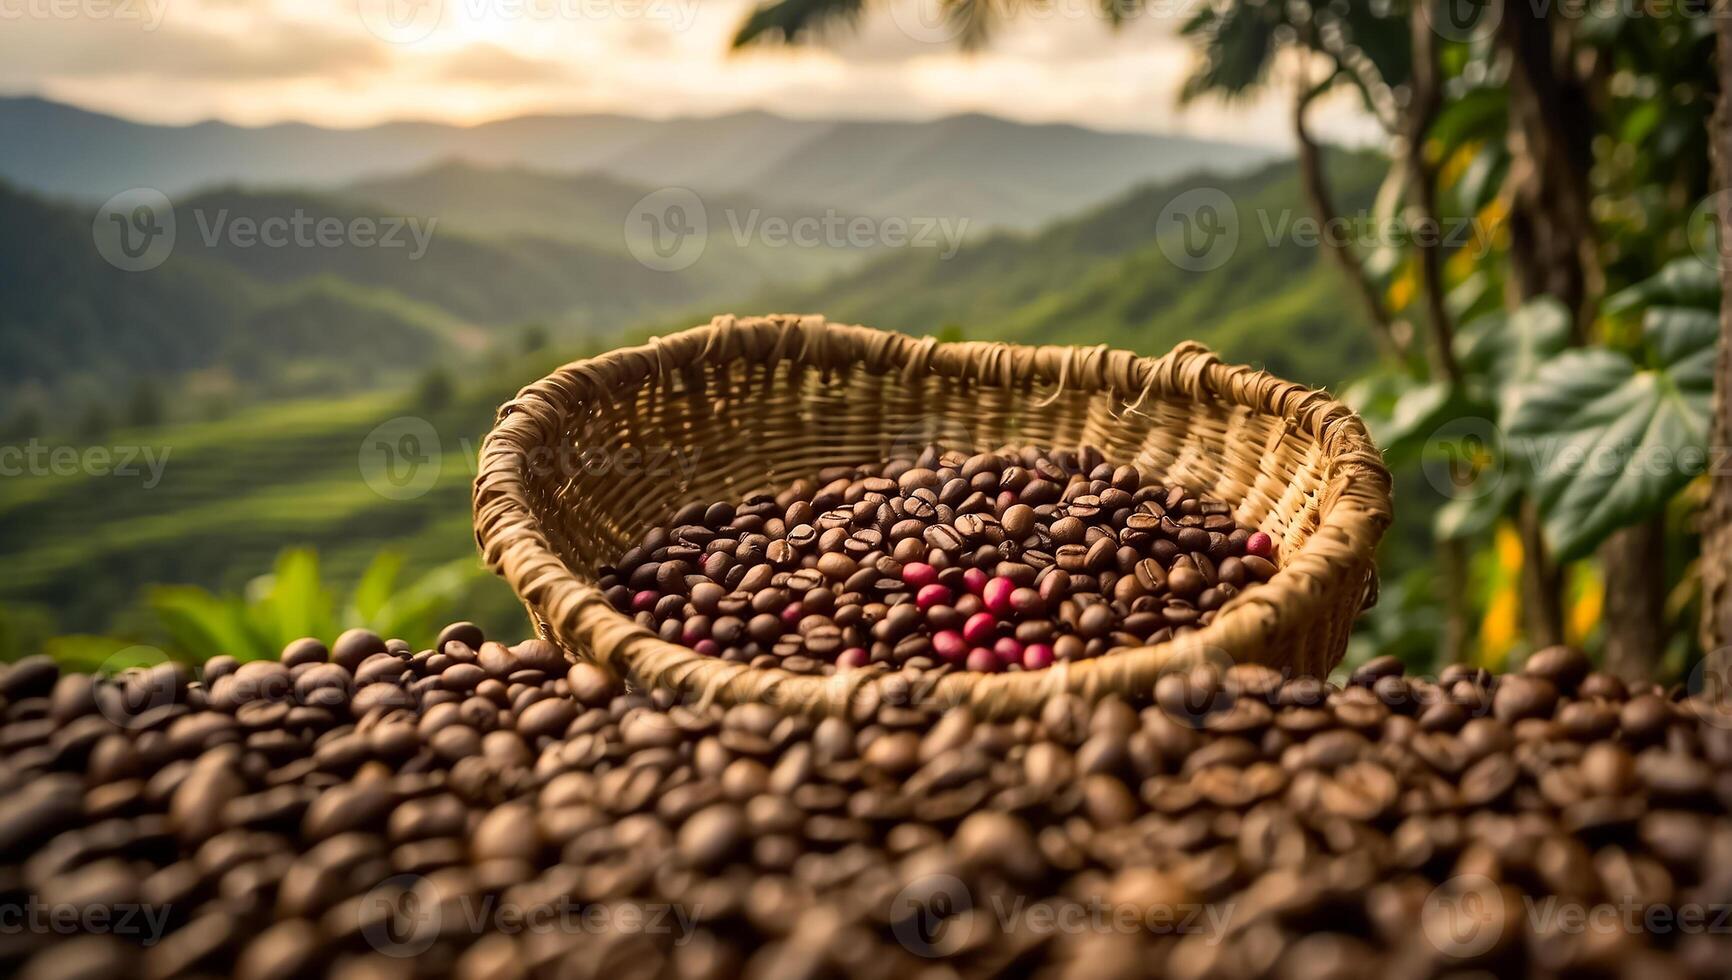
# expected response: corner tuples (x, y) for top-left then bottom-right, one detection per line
(1454, 297), (1574, 406)
(1434, 478), (1517, 542)
(1502, 308), (1716, 561)
(261, 547), (332, 648)
(348, 550), (404, 628)
(147, 586), (270, 662)
(371, 558), (488, 648)
(1177, 0), (1281, 102)
(731, 0), (863, 46)
(1604, 257), (1721, 316)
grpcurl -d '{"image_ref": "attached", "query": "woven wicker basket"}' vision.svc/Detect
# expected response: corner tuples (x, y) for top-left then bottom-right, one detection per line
(474, 314), (1392, 717)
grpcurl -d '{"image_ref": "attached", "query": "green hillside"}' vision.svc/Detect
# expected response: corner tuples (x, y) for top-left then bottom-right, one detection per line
(0, 182), (475, 425)
(0, 153), (1381, 655)
(348, 160), (874, 285)
(757, 152), (1387, 388)
(0, 179), (763, 434)
(171, 186), (729, 327)
(0, 353), (564, 649)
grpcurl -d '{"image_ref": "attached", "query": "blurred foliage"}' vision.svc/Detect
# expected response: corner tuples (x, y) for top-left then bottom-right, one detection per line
(145, 548), (487, 663)
(729, 0), (1728, 679)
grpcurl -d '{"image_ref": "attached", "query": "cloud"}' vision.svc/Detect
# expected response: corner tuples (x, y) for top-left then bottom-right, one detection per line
(0, 19), (388, 83)
(432, 43), (571, 85)
(0, 0), (1375, 145)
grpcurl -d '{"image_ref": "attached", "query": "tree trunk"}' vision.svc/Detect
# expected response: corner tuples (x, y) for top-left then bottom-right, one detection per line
(1497, 0), (1600, 333)
(1520, 500), (1567, 649)
(1499, 3), (1671, 669)
(1702, 19), (1732, 677)
(1293, 79), (1404, 362)
(1600, 517), (1667, 681)
(1402, 6), (1461, 385)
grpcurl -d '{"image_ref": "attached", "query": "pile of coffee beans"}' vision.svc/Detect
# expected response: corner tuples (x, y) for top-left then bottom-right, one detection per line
(5, 626), (1732, 979)
(601, 445), (1277, 675)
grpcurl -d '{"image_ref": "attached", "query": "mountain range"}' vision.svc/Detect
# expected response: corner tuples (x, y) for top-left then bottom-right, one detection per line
(0, 96), (1278, 231)
(0, 120), (1384, 644)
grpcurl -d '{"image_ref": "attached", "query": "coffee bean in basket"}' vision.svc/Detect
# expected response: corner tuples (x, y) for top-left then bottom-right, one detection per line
(599, 445), (1278, 675)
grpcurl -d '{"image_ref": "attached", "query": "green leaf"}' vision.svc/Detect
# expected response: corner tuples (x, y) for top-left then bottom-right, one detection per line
(1377, 381), (1456, 456)
(1434, 480), (1517, 541)
(1454, 297), (1574, 405)
(348, 551), (405, 628)
(1605, 257), (1721, 316)
(1446, 270), (1497, 322)
(1502, 314), (1716, 561)
(147, 586), (270, 662)
(371, 558), (486, 648)
(1644, 307), (1718, 375)
(1177, 0), (1280, 102)
(263, 547), (331, 647)
(731, 0), (863, 47)
(1454, 144), (1507, 214)
(1428, 87), (1509, 148)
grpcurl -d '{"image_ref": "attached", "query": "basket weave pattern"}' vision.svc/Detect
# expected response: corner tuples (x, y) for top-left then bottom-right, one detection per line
(474, 314), (1392, 717)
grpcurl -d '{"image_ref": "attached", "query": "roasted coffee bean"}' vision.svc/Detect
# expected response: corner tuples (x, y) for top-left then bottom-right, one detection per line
(603, 446), (1278, 674)
(329, 629), (386, 671)
(6, 622), (1729, 980)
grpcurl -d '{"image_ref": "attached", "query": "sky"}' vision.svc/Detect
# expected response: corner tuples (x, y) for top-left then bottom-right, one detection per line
(0, 0), (1379, 145)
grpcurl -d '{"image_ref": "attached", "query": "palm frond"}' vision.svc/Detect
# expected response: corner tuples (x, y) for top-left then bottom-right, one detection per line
(732, 0), (865, 47)
(946, 0), (1001, 50)
(1178, 0), (1284, 103)
(1096, 0), (1142, 29)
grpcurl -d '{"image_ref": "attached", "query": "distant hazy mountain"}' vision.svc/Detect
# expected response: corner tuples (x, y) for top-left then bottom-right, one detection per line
(0, 179), (757, 417)
(167, 186), (721, 326)
(2, 151), (1380, 643)
(0, 96), (1280, 230)
(347, 161), (871, 283)
(753, 151), (1389, 389)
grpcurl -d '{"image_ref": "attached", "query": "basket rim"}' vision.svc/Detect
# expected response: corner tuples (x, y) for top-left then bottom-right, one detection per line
(473, 314), (1393, 718)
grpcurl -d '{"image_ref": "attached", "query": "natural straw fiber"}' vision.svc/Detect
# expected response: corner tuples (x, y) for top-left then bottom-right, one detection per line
(474, 314), (1392, 718)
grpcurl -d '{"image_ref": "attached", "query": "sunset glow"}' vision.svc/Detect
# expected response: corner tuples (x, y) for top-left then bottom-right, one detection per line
(0, 0), (1376, 141)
